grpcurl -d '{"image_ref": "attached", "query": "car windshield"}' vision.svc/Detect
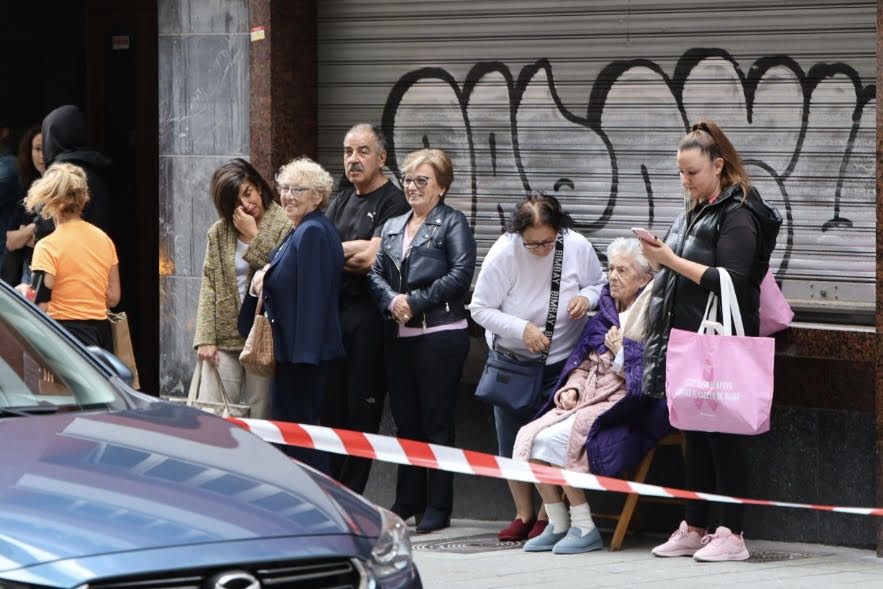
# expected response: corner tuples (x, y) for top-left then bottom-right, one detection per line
(0, 288), (122, 412)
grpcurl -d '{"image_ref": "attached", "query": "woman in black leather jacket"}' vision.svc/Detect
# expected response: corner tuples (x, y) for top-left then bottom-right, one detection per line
(640, 120), (781, 562)
(368, 148), (476, 534)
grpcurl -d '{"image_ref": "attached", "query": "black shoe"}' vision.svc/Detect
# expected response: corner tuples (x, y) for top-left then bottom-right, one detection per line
(415, 507), (450, 534)
(390, 503), (424, 524)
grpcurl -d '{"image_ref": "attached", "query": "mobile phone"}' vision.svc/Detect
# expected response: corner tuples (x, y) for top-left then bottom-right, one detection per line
(630, 226), (658, 244)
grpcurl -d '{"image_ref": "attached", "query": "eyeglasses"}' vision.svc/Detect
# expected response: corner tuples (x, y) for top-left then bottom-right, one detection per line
(277, 185), (309, 196)
(402, 175), (430, 188)
(522, 239), (556, 250)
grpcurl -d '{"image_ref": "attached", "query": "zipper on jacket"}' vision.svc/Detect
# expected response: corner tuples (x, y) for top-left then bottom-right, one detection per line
(393, 256), (402, 292)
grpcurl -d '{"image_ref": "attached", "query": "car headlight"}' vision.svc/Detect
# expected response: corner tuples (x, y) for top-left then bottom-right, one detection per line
(368, 507), (413, 579)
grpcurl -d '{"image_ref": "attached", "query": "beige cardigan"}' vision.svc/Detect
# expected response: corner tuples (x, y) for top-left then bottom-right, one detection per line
(193, 202), (290, 351)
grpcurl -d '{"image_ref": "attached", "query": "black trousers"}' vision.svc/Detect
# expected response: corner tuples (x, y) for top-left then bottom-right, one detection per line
(322, 297), (387, 493)
(59, 318), (113, 351)
(385, 327), (469, 513)
(684, 430), (748, 532)
(273, 361), (330, 474)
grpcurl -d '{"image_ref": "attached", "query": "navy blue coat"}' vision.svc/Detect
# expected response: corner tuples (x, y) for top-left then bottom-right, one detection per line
(240, 210), (345, 366)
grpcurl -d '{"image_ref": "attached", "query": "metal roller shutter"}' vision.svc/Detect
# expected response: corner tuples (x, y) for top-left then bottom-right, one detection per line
(317, 0), (876, 323)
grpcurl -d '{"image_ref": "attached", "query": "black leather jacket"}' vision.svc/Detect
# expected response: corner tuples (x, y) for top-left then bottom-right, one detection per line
(368, 202), (476, 328)
(642, 185), (782, 398)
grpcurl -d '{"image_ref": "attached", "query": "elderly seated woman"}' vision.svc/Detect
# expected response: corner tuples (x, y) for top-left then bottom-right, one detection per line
(513, 237), (673, 554)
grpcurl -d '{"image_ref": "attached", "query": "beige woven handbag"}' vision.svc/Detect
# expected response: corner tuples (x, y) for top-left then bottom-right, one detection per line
(165, 359), (250, 418)
(239, 297), (275, 376)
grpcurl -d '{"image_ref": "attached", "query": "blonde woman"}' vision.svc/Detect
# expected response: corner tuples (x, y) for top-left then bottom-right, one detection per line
(240, 157), (345, 472)
(22, 162), (119, 350)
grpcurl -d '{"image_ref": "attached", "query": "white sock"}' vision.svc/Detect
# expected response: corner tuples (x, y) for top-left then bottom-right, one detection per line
(569, 502), (596, 536)
(544, 502), (570, 533)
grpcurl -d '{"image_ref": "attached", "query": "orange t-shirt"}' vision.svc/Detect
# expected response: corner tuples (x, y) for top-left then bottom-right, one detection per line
(31, 219), (118, 320)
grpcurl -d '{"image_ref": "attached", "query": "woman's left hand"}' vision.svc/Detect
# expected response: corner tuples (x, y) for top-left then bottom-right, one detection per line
(391, 294), (413, 324)
(567, 295), (590, 319)
(639, 237), (673, 272)
(250, 265), (269, 296)
(558, 389), (579, 410)
(604, 325), (623, 355)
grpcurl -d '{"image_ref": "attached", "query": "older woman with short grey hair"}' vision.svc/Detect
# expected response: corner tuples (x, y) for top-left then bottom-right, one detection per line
(511, 237), (673, 554)
(239, 157), (345, 473)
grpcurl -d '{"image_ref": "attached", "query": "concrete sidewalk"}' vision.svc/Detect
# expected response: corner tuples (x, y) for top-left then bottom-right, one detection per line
(410, 520), (883, 588)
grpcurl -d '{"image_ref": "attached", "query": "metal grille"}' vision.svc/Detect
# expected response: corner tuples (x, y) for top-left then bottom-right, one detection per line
(746, 549), (828, 563)
(413, 533), (522, 554)
(88, 559), (362, 589)
(317, 0), (877, 321)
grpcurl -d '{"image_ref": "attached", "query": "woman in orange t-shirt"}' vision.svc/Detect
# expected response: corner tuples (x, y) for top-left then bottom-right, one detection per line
(22, 162), (120, 350)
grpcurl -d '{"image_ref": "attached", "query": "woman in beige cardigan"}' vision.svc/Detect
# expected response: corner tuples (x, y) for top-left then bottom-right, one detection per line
(193, 159), (290, 417)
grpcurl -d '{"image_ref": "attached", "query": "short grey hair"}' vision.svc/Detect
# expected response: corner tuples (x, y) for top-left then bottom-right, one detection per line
(275, 157), (334, 209)
(606, 237), (654, 277)
(344, 123), (386, 153)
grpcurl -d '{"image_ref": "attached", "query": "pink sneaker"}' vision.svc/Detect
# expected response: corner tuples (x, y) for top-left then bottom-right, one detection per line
(693, 526), (750, 562)
(651, 521), (704, 557)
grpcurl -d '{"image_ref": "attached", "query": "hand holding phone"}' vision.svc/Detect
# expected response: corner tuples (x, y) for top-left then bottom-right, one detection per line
(631, 226), (658, 244)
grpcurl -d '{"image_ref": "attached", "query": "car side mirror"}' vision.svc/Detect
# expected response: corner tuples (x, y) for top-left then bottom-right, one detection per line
(87, 345), (134, 387)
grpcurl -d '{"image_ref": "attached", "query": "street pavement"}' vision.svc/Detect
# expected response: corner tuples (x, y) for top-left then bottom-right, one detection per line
(410, 519), (883, 588)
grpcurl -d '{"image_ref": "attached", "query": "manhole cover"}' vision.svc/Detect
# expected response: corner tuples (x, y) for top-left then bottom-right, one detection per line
(412, 533), (522, 553)
(746, 550), (826, 563)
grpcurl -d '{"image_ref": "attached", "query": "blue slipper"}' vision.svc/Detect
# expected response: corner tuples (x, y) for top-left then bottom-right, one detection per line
(523, 524), (567, 552)
(552, 527), (603, 554)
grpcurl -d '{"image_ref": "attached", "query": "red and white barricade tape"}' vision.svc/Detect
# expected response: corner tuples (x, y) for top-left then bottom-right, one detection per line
(227, 417), (883, 517)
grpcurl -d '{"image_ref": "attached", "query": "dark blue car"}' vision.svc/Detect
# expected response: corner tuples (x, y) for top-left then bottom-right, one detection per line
(0, 282), (421, 589)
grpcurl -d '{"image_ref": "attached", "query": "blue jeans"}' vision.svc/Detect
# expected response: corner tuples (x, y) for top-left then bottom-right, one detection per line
(493, 358), (566, 458)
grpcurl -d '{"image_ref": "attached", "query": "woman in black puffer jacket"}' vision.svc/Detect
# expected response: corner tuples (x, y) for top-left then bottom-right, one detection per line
(640, 119), (781, 562)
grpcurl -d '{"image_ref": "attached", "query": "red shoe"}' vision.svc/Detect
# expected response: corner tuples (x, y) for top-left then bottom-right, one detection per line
(527, 519), (548, 539)
(498, 517), (535, 541)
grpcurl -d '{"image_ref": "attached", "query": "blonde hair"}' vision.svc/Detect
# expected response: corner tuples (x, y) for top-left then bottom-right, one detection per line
(24, 162), (90, 220)
(275, 157), (334, 209)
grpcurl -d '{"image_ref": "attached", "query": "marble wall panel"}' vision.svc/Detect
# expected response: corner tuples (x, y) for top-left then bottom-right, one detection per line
(159, 0), (248, 34)
(159, 34), (249, 156)
(159, 155), (230, 277)
(817, 410), (876, 545)
(159, 275), (201, 397)
(158, 0), (250, 396)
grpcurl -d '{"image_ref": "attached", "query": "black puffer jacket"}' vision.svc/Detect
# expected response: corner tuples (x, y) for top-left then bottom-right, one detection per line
(368, 202), (476, 329)
(642, 185), (782, 399)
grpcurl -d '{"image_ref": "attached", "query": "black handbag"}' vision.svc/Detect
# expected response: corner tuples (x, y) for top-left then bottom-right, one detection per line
(474, 233), (564, 418)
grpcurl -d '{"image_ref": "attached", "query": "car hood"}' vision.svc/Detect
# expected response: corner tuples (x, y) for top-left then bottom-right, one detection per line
(0, 404), (381, 571)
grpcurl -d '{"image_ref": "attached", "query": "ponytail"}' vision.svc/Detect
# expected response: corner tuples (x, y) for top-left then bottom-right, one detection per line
(679, 119), (751, 206)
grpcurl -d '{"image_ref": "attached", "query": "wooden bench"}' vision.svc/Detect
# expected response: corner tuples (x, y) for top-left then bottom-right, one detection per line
(595, 431), (685, 551)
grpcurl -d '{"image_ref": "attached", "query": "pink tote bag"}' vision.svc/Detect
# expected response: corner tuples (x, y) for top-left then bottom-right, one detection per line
(758, 270), (793, 336)
(666, 269), (775, 435)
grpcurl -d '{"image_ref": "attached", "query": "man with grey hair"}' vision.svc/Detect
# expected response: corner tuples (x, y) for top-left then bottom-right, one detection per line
(322, 123), (408, 493)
